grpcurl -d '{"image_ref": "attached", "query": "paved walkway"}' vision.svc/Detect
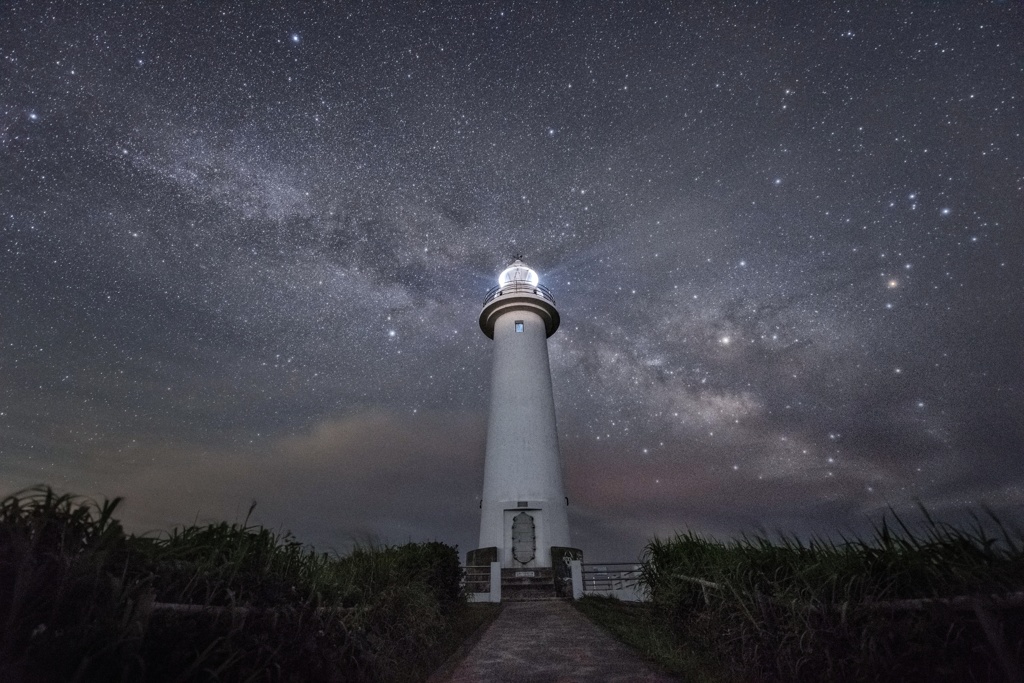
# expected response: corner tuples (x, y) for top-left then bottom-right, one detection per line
(442, 601), (678, 683)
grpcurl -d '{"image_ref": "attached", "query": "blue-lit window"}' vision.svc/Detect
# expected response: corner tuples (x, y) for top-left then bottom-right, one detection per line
(515, 321), (524, 333)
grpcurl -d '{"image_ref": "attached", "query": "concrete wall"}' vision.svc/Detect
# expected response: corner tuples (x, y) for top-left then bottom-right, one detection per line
(467, 562), (502, 603)
(479, 307), (570, 567)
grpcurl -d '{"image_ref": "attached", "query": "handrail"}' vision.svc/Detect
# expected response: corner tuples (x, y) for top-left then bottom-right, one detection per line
(483, 282), (556, 307)
(670, 573), (1024, 612)
(581, 564), (644, 592)
(582, 564), (642, 576)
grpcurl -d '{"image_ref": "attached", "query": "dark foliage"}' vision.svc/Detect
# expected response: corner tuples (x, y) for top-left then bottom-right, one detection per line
(0, 486), (467, 682)
(640, 509), (1024, 682)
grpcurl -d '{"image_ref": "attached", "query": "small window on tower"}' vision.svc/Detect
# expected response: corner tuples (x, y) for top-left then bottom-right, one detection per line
(515, 321), (524, 333)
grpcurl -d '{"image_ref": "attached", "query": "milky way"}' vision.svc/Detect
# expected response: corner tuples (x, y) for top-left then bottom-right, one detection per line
(2, 2), (1022, 559)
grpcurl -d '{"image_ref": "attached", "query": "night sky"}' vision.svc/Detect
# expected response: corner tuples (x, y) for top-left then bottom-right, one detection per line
(2, 2), (1023, 561)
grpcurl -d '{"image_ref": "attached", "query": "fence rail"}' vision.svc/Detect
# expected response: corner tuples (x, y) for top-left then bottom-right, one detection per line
(464, 566), (492, 593)
(673, 574), (1024, 612)
(582, 563), (644, 600)
(145, 599), (355, 618)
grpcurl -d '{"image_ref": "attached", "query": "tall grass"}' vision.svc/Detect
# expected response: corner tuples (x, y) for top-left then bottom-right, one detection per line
(0, 487), (145, 681)
(0, 486), (466, 682)
(641, 508), (1024, 682)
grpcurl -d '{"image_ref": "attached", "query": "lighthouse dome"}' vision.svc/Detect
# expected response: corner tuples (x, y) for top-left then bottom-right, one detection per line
(481, 259), (559, 338)
(498, 260), (540, 288)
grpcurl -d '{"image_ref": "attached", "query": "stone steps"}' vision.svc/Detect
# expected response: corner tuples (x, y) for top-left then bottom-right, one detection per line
(500, 568), (558, 601)
(502, 587), (561, 602)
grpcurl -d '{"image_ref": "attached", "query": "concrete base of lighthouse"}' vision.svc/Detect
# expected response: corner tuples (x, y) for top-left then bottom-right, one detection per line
(467, 495), (582, 600)
(478, 498), (569, 569)
(466, 544), (583, 601)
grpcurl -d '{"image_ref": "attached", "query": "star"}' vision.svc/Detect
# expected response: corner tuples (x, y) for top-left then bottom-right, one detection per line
(0, 0), (1018, 570)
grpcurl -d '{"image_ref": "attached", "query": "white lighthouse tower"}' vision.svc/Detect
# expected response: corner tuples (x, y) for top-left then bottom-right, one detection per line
(475, 259), (571, 569)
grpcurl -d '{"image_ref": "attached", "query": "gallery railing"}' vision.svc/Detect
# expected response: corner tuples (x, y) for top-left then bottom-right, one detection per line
(483, 281), (556, 307)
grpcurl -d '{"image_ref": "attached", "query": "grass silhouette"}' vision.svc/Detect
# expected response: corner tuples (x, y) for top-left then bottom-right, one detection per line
(636, 507), (1024, 681)
(0, 486), (468, 682)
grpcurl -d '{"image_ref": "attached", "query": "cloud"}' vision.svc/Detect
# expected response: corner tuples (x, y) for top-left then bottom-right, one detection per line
(2, 410), (487, 555)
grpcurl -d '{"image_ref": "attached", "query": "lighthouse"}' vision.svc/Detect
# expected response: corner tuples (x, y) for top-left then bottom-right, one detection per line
(474, 259), (571, 569)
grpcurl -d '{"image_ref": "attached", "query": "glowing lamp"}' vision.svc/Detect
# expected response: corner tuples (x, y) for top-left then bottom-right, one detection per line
(498, 261), (540, 288)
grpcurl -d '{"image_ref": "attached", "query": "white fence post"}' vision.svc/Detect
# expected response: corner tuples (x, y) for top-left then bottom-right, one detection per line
(490, 561), (502, 603)
(570, 559), (583, 600)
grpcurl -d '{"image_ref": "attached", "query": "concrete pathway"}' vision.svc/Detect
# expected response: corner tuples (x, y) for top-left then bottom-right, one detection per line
(442, 601), (678, 683)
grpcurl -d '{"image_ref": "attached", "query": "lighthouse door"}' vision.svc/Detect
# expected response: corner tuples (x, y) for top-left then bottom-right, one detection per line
(511, 512), (536, 564)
